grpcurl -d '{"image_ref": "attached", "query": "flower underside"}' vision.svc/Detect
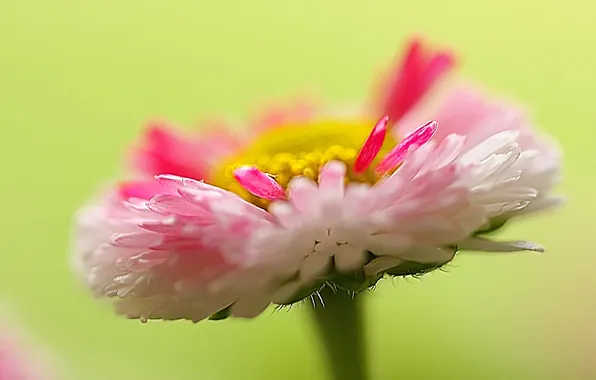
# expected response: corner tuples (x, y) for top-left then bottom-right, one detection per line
(209, 119), (398, 208)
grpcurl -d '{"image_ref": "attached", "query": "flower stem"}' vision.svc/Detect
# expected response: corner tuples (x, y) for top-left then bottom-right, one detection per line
(309, 287), (367, 380)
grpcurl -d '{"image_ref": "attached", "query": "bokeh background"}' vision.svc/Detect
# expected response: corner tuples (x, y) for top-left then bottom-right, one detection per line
(1, 1), (594, 379)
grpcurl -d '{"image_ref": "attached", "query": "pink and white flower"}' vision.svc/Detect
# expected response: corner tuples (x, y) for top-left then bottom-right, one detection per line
(71, 37), (563, 321)
(0, 309), (53, 380)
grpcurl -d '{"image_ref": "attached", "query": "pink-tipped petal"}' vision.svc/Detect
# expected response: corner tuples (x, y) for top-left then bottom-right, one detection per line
(376, 121), (438, 175)
(318, 161), (347, 198)
(375, 37), (456, 122)
(118, 180), (173, 200)
(423, 52), (455, 88)
(353, 116), (389, 173)
(133, 123), (211, 180)
(234, 166), (286, 201)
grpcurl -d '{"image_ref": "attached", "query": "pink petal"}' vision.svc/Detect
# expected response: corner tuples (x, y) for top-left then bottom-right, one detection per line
(149, 235), (209, 252)
(176, 186), (220, 208)
(154, 174), (186, 187)
(146, 194), (207, 216)
(376, 120), (438, 175)
(72, 181), (275, 322)
(375, 37), (456, 122)
(287, 177), (318, 214)
(115, 250), (171, 271)
(353, 116), (389, 173)
(138, 215), (213, 234)
(110, 232), (163, 248)
(422, 52), (455, 88)
(318, 161), (347, 198)
(156, 174), (227, 195)
(133, 123), (211, 180)
(118, 180), (173, 200)
(138, 219), (186, 234)
(233, 166), (286, 201)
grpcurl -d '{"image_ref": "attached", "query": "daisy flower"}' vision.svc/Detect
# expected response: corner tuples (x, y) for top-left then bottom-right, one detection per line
(71, 37), (563, 322)
(0, 307), (53, 380)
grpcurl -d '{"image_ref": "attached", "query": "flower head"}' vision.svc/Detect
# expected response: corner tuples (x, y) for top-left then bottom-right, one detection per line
(0, 308), (53, 380)
(71, 37), (563, 322)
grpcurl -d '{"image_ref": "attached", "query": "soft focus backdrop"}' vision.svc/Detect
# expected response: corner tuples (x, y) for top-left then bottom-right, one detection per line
(1, 1), (594, 379)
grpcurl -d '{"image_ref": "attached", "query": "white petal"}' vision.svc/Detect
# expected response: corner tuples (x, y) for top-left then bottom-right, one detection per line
(230, 294), (272, 318)
(300, 252), (332, 282)
(389, 246), (457, 263)
(504, 195), (566, 216)
(363, 256), (403, 276)
(475, 145), (521, 184)
(314, 239), (338, 254)
(334, 245), (366, 272)
(459, 237), (544, 253)
(287, 177), (319, 216)
(271, 280), (303, 304)
(318, 161), (346, 198)
(473, 187), (537, 205)
(268, 201), (299, 229)
(343, 182), (370, 218)
(364, 234), (411, 256)
(429, 134), (466, 168)
(459, 130), (520, 165)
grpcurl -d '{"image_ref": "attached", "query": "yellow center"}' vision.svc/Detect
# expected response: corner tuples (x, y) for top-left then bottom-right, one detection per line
(209, 119), (397, 208)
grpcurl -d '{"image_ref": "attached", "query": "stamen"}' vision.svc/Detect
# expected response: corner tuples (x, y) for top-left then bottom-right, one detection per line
(376, 120), (438, 175)
(353, 116), (389, 173)
(233, 166), (286, 201)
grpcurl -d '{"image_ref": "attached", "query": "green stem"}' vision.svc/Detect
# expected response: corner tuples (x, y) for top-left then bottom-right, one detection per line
(310, 287), (367, 380)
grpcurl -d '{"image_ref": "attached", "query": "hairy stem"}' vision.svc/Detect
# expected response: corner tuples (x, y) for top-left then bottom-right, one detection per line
(309, 287), (367, 380)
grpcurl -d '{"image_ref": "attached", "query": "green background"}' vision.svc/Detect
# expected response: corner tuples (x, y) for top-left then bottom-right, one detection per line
(1, 1), (593, 379)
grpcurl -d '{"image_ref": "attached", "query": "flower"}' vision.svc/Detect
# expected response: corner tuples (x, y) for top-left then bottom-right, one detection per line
(0, 308), (53, 380)
(71, 37), (563, 322)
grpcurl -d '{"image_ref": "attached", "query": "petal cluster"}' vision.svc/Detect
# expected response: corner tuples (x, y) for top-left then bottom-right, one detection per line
(250, 125), (550, 299)
(73, 177), (282, 321)
(397, 85), (563, 226)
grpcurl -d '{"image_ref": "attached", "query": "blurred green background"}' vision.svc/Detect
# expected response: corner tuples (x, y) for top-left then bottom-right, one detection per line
(1, 0), (594, 379)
